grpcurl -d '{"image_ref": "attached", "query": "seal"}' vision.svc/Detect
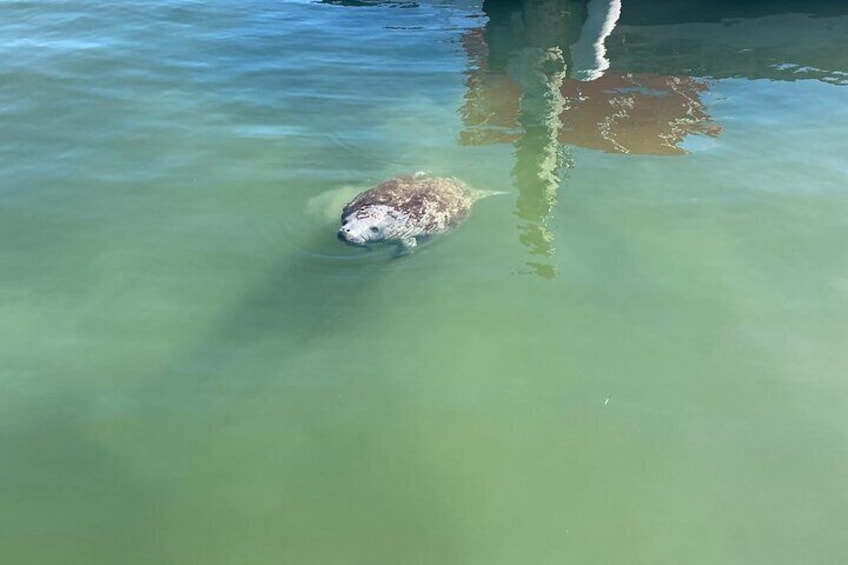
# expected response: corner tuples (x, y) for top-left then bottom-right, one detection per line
(337, 172), (492, 252)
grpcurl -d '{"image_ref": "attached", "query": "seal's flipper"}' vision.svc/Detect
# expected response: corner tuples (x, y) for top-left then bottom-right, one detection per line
(393, 236), (418, 257)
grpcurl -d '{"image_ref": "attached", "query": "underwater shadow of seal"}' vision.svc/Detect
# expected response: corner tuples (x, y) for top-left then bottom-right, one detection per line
(145, 190), (420, 389)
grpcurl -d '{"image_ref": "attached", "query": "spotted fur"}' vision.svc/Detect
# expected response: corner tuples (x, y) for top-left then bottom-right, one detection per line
(338, 173), (480, 251)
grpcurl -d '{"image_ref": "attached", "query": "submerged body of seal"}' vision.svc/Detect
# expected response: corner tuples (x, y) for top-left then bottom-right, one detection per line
(338, 172), (490, 252)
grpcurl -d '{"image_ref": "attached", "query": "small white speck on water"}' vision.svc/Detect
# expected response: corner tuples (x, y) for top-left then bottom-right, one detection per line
(604, 395), (611, 405)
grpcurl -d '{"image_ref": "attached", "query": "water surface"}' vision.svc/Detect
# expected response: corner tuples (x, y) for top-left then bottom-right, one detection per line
(2, 1), (848, 563)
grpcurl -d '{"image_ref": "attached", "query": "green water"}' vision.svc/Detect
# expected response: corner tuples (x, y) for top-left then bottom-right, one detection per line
(2, 1), (848, 563)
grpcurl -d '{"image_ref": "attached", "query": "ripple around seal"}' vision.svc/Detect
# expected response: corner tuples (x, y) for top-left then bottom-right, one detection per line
(278, 185), (401, 266)
(279, 204), (445, 272)
(280, 233), (399, 266)
(278, 226), (453, 277)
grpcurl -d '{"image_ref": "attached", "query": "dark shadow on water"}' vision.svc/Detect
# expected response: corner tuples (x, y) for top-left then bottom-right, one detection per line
(114, 209), (469, 561)
(186, 233), (391, 367)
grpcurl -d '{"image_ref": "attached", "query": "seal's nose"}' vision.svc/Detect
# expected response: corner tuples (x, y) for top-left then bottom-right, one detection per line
(337, 231), (347, 242)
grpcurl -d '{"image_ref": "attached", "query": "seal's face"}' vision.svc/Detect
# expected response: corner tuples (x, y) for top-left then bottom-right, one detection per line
(337, 205), (396, 246)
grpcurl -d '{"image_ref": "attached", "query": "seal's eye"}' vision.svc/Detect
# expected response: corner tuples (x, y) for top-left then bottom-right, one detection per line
(369, 226), (380, 233)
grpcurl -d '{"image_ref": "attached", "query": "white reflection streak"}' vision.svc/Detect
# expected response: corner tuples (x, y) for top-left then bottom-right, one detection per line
(571, 0), (622, 81)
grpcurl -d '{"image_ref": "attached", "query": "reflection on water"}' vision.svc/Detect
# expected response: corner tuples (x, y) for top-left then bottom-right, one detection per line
(570, 0), (620, 81)
(461, 0), (722, 277)
(461, 47), (720, 156)
(557, 73), (720, 154)
(464, 0), (576, 278)
(609, 1), (848, 84)
(460, 0), (848, 277)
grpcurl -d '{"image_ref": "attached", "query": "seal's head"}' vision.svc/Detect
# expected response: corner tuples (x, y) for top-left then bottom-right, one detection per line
(337, 204), (399, 246)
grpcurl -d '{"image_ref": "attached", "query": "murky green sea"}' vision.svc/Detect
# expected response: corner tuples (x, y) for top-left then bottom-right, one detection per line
(2, 0), (848, 563)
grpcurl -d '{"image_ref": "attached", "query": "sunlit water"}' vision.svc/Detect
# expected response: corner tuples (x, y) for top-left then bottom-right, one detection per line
(2, 1), (848, 563)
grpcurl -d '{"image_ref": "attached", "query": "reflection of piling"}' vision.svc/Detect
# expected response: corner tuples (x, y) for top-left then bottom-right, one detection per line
(461, 1), (722, 275)
(511, 47), (569, 279)
(482, 0), (577, 278)
(463, 1), (721, 277)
